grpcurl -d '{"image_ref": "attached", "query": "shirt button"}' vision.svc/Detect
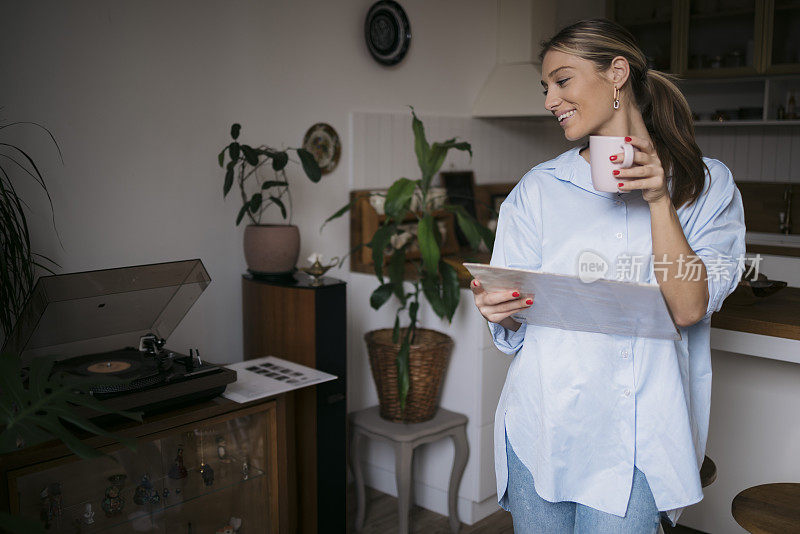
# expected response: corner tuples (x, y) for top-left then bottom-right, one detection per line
(616, 232), (624, 239)
(621, 350), (629, 358)
(624, 389), (631, 397)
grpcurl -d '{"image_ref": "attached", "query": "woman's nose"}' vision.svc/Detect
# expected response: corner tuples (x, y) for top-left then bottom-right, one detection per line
(544, 92), (560, 112)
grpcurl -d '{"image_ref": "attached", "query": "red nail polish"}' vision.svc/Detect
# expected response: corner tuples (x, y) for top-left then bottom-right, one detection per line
(525, 299), (533, 305)
(610, 155), (617, 161)
(625, 136), (631, 142)
(618, 183), (624, 187)
(613, 170), (620, 175)
(512, 291), (519, 298)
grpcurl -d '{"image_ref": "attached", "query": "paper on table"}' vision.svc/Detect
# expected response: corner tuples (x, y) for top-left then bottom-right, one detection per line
(463, 263), (681, 340)
(222, 356), (338, 403)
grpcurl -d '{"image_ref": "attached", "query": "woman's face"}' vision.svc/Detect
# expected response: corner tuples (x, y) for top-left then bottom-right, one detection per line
(541, 50), (617, 141)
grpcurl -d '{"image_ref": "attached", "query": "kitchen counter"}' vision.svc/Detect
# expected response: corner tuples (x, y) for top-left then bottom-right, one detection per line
(711, 286), (800, 341)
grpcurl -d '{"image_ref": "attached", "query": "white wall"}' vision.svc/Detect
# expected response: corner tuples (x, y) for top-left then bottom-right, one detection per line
(0, 0), (497, 362)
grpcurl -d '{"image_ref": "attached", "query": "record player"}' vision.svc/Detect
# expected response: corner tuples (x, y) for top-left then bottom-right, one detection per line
(1, 259), (237, 416)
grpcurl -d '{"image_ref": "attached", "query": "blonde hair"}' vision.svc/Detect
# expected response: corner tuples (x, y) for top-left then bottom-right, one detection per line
(539, 18), (708, 209)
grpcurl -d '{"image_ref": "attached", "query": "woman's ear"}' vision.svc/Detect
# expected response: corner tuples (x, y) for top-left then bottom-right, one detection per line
(608, 56), (631, 87)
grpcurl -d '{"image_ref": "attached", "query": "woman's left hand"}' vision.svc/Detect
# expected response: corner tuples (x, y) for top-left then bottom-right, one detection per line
(612, 136), (669, 204)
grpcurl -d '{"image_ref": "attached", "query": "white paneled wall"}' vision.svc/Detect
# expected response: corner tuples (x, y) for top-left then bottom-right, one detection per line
(351, 111), (574, 189)
(695, 124), (800, 181)
(354, 112), (800, 187)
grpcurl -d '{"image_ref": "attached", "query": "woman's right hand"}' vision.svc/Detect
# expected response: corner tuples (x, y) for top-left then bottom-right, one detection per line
(470, 279), (534, 329)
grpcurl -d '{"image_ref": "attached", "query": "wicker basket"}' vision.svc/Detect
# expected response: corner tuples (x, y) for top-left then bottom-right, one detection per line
(364, 328), (453, 423)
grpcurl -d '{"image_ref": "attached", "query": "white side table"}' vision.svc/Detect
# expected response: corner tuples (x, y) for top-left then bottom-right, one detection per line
(349, 406), (469, 533)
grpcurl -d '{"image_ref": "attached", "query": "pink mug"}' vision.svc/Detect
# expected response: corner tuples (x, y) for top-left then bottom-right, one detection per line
(589, 136), (636, 192)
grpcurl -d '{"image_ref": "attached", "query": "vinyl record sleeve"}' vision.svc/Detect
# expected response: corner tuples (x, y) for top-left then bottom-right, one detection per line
(463, 263), (681, 341)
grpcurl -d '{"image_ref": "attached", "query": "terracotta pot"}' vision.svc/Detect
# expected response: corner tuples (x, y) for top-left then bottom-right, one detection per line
(364, 328), (453, 423)
(243, 224), (300, 275)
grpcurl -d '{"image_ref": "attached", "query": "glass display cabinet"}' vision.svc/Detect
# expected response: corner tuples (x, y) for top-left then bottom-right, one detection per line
(2, 398), (291, 534)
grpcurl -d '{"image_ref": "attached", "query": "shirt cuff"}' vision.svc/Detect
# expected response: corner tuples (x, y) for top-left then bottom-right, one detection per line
(698, 253), (743, 322)
(487, 320), (526, 355)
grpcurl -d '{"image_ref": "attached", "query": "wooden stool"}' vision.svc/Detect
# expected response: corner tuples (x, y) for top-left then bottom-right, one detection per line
(732, 483), (800, 533)
(349, 406), (469, 534)
(661, 456), (717, 533)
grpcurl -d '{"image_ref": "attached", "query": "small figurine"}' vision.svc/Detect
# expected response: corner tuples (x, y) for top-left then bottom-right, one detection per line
(216, 436), (231, 463)
(39, 482), (63, 529)
(102, 474), (126, 517)
(134, 474), (160, 505)
(199, 462), (215, 486)
(230, 516), (243, 532)
(163, 488), (170, 500)
(169, 447), (188, 479)
(215, 525), (234, 534)
(82, 503), (95, 525)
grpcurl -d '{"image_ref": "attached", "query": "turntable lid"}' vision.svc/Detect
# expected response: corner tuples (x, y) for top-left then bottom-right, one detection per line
(2, 259), (211, 361)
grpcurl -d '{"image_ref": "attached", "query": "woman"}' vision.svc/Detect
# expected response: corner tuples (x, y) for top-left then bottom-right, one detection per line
(471, 18), (746, 533)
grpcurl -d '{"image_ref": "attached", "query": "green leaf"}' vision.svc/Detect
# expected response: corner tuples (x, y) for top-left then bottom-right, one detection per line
(218, 148), (226, 167)
(410, 106), (430, 178)
(241, 145), (259, 166)
(370, 283), (394, 310)
(320, 199), (355, 232)
(383, 178), (416, 219)
(423, 139), (472, 191)
(236, 204), (249, 226)
(229, 142), (240, 162)
(392, 315), (401, 343)
(223, 165), (234, 197)
(248, 193), (262, 213)
(261, 180), (288, 190)
(421, 273), (448, 317)
(408, 300), (419, 327)
(230, 123), (241, 140)
(272, 151), (289, 171)
(441, 261), (460, 321)
(417, 214), (440, 273)
(388, 248), (407, 303)
(369, 224), (395, 282)
(297, 148), (322, 183)
(448, 205), (482, 249)
(269, 196), (287, 219)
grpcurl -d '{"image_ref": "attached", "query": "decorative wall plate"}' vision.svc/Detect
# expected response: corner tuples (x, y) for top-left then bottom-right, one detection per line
(364, 0), (411, 66)
(302, 123), (341, 175)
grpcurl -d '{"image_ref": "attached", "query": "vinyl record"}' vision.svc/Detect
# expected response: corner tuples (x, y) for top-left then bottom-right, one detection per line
(54, 349), (155, 380)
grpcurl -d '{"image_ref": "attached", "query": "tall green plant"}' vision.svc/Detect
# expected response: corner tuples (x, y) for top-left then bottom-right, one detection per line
(0, 121), (61, 339)
(323, 107), (494, 413)
(218, 123), (322, 226)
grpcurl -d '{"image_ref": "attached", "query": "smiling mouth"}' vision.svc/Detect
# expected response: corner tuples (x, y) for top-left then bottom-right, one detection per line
(558, 110), (576, 125)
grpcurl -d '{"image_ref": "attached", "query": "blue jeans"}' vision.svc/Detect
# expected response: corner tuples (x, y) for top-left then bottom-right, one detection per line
(505, 430), (662, 533)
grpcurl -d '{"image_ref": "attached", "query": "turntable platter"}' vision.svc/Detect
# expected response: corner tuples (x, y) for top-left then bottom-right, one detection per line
(86, 360), (133, 374)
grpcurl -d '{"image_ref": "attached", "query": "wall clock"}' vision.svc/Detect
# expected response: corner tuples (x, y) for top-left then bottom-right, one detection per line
(364, 0), (411, 66)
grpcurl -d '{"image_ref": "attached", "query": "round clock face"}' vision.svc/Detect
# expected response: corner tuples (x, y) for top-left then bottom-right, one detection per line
(364, 0), (411, 66)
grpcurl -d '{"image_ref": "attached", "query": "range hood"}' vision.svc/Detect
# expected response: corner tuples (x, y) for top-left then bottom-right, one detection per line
(473, 0), (557, 117)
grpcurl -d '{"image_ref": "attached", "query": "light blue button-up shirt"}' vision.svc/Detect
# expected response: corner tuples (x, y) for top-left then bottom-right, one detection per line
(489, 145), (746, 526)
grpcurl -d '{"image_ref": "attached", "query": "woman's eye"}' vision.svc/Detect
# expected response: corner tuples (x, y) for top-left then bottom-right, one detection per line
(542, 78), (570, 95)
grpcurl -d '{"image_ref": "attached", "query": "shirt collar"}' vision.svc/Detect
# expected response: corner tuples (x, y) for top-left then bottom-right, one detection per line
(545, 145), (626, 200)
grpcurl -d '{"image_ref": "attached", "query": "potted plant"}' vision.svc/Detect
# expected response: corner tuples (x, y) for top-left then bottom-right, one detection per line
(0, 120), (141, 533)
(218, 123), (322, 276)
(324, 108), (494, 422)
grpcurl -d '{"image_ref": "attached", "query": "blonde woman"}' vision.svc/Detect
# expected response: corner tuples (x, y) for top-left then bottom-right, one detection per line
(471, 18), (745, 533)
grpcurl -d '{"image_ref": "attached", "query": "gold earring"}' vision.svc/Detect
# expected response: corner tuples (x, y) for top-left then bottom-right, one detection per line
(613, 86), (620, 109)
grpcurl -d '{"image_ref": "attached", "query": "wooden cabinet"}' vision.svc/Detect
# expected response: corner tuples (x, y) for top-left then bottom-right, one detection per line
(610, 0), (800, 76)
(0, 395), (293, 533)
(764, 0), (800, 73)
